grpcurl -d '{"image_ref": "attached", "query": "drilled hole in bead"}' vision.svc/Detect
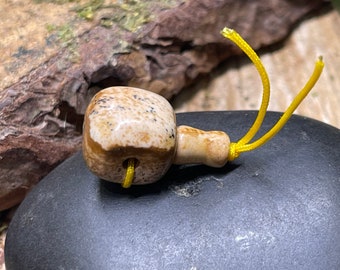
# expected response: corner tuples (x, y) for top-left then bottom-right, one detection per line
(122, 158), (139, 169)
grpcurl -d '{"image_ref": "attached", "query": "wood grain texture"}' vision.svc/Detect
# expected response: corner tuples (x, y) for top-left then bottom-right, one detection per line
(173, 8), (340, 128)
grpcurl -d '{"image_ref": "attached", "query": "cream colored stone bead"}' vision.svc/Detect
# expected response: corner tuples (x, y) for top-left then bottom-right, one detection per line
(83, 86), (230, 185)
(174, 125), (230, 167)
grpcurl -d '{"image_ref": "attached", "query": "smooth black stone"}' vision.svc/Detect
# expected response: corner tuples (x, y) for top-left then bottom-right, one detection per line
(5, 111), (340, 270)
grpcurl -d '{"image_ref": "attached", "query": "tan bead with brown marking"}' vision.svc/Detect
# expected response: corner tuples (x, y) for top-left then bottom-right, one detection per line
(83, 86), (177, 185)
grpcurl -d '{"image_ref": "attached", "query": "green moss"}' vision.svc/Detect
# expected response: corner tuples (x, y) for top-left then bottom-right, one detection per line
(59, 24), (79, 62)
(36, 0), (182, 29)
(75, 0), (181, 31)
(57, 24), (75, 47)
(39, 0), (182, 60)
(110, 0), (181, 32)
(100, 17), (114, 28)
(46, 23), (79, 62)
(74, 0), (105, 20)
(112, 0), (153, 31)
(37, 0), (182, 31)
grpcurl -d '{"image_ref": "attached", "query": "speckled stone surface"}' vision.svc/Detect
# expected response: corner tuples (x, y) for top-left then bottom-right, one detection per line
(5, 111), (340, 270)
(83, 87), (177, 184)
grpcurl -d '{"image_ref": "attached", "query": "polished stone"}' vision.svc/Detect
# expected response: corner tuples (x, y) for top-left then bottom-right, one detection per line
(5, 111), (340, 270)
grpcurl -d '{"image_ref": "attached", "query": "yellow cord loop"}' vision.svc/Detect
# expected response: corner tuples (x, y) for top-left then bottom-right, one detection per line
(221, 27), (325, 161)
(122, 159), (135, 188)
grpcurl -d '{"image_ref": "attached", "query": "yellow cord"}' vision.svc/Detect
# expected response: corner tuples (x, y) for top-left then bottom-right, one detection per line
(121, 159), (135, 188)
(221, 28), (270, 146)
(221, 27), (324, 161)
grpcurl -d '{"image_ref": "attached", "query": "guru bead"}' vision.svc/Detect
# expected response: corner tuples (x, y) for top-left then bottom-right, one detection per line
(82, 29), (324, 187)
(83, 86), (230, 185)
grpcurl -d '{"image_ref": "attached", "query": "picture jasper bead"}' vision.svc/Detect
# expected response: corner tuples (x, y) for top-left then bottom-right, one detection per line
(83, 87), (177, 185)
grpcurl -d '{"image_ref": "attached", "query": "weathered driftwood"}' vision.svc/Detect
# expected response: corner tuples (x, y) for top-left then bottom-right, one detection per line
(0, 0), (325, 210)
